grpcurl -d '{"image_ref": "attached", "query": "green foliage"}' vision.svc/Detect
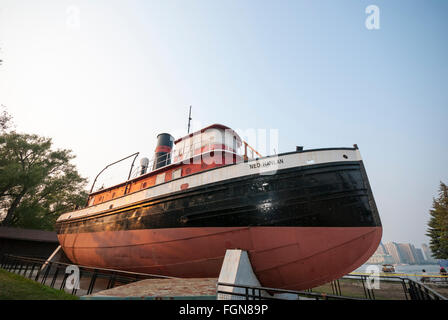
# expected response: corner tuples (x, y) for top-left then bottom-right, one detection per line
(0, 105), (13, 132)
(426, 182), (448, 260)
(0, 131), (87, 230)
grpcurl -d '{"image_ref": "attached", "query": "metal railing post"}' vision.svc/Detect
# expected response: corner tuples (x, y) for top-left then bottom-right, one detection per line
(11, 257), (18, 273)
(360, 275), (368, 299)
(72, 270), (81, 295)
(34, 268), (41, 282)
(87, 269), (98, 295)
(50, 265), (60, 288)
(401, 279), (409, 300)
(0, 254), (6, 269)
(41, 262), (51, 285)
(106, 272), (116, 289)
(2, 254), (9, 269)
(21, 262), (29, 276)
(336, 279), (341, 296)
(60, 273), (69, 291)
(28, 263), (36, 279)
(369, 286), (375, 300)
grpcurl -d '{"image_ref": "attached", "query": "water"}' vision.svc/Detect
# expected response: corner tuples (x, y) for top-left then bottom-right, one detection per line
(354, 264), (443, 281)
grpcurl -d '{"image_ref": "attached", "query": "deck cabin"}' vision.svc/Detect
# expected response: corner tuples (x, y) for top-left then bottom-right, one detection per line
(86, 124), (259, 207)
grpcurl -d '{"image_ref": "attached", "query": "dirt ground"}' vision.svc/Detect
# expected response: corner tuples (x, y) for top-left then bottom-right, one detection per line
(311, 278), (447, 300)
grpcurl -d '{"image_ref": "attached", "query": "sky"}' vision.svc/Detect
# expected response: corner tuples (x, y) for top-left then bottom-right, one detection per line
(0, 0), (447, 247)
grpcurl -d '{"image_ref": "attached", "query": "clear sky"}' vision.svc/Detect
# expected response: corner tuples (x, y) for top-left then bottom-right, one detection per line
(0, 0), (447, 247)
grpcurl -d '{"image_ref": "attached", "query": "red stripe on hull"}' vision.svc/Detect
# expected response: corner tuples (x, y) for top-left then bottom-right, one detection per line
(58, 226), (382, 290)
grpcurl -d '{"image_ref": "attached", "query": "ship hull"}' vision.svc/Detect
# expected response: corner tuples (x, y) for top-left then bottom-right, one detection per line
(56, 150), (382, 290)
(58, 226), (381, 290)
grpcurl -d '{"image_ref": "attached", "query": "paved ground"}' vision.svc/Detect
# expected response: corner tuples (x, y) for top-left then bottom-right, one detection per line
(87, 278), (218, 298)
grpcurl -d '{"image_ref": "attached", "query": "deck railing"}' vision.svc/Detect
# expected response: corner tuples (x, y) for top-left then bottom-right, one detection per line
(91, 139), (262, 194)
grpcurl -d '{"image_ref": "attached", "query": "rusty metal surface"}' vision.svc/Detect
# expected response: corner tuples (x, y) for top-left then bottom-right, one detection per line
(58, 226), (382, 291)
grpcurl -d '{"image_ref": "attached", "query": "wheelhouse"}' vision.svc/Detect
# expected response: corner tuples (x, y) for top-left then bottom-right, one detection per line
(85, 124), (259, 207)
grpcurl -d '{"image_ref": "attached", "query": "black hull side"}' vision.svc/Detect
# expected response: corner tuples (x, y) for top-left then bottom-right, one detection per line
(56, 161), (381, 234)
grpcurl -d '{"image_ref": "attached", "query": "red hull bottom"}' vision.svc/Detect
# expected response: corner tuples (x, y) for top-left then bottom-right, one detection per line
(58, 226), (382, 290)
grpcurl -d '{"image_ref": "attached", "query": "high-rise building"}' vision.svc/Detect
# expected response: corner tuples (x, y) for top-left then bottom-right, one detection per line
(384, 242), (404, 264)
(414, 248), (425, 264)
(378, 242), (436, 265)
(366, 253), (394, 265)
(422, 244), (437, 263)
(376, 243), (388, 255)
(366, 243), (394, 264)
(397, 243), (416, 264)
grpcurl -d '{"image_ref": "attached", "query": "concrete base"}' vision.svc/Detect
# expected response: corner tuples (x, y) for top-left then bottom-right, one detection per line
(217, 249), (272, 300)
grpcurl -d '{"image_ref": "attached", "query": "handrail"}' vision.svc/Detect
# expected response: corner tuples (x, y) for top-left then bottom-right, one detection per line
(3, 254), (445, 300)
(89, 140), (262, 195)
(343, 273), (447, 300)
(129, 142), (254, 180)
(2, 254), (176, 279)
(406, 278), (447, 300)
(217, 274), (447, 301)
(1, 253), (178, 297)
(350, 271), (448, 279)
(243, 141), (262, 160)
(217, 281), (365, 300)
(88, 152), (139, 196)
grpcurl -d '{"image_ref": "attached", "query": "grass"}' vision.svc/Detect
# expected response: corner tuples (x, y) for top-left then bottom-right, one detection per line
(0, 269), (79, 300)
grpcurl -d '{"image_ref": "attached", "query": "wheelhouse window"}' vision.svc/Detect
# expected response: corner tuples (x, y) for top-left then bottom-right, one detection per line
(172, 168), (182, 180)
(156, 173), (166, 185)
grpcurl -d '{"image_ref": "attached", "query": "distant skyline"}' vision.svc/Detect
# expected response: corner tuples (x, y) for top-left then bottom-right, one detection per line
(0, 1), (447, 246)
(374, 241), (438, 265)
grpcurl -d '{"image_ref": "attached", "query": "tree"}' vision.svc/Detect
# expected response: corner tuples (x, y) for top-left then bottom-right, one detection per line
(0, 131), (88, 230)
(0, 105), (13, 132)
(426, 182), (448, 259)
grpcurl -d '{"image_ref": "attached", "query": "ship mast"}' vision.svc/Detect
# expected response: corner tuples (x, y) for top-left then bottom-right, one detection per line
(187, 105), (192, 134)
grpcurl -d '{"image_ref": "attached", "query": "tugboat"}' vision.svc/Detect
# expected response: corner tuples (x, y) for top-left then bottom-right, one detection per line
(56, 124), (382, 290)
(382, 264), (395, 273)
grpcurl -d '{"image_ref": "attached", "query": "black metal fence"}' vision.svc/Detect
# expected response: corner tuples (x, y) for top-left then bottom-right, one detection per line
(218, 274), (447, 300)
(0, 254), (176, 296)
(217, 282), (365, 300)
(2, 254), (446, 300)
(342, 274), (446, 300)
